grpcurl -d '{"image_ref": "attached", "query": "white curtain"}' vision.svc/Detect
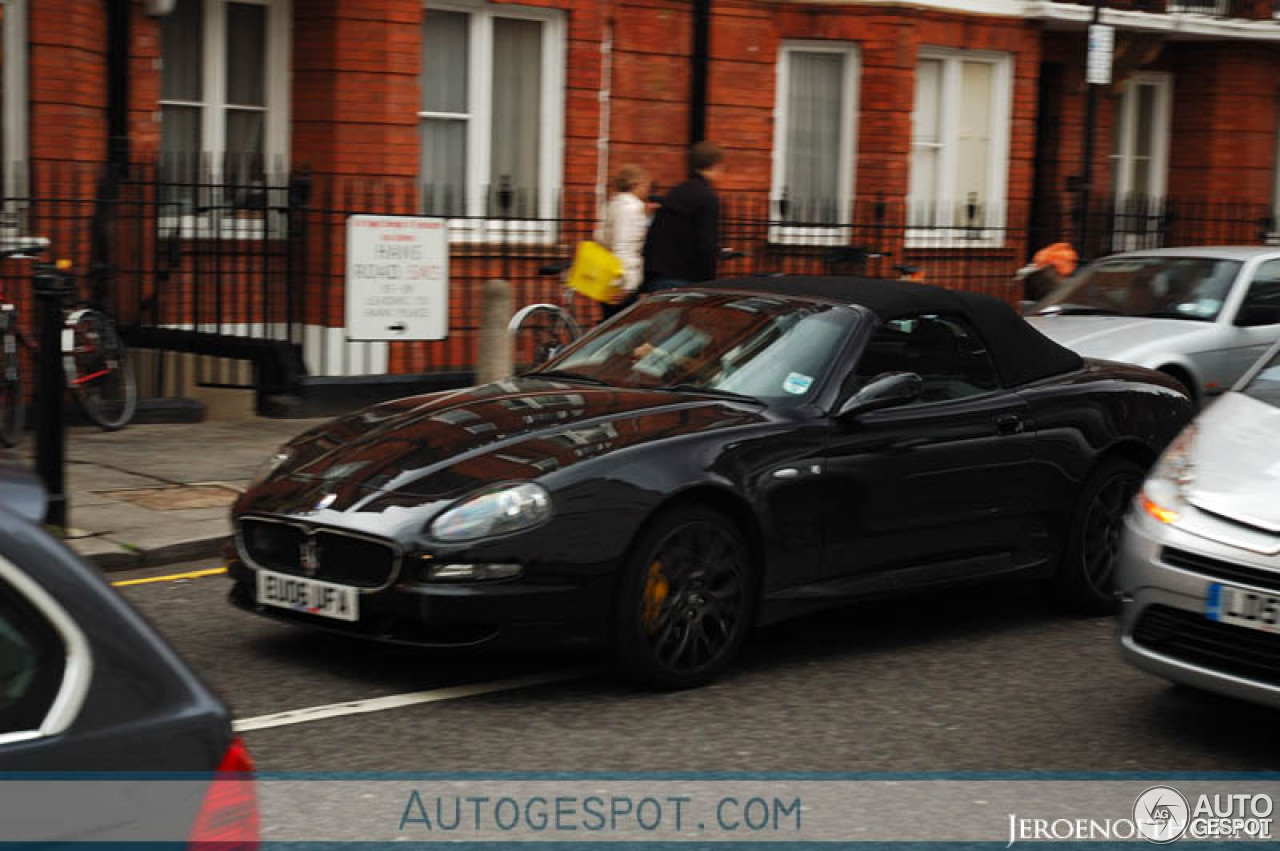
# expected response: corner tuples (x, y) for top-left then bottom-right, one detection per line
(784, 51), (843, 223)
(489, 17), (542, 215)
(225, 3), (265, 180)
(421, 10), (469, 215)
(909, 58), (942, 227)
(955, 60), (992, 222)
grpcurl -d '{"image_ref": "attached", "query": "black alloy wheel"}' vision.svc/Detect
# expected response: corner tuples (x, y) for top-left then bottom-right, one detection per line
(1056, 457), (1145, 614)
(615, 506), (754, 689)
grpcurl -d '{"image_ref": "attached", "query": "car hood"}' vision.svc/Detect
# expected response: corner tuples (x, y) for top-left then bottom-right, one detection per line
(1183, 391), (1280, 533)
(1026, 315), (1207, 360)
(236, 377), (765, 516)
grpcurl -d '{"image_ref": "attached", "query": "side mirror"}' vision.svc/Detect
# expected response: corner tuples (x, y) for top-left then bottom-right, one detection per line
(836, 372), (923, 421)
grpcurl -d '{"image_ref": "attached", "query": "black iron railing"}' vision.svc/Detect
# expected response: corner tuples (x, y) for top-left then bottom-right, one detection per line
(1, 161), (1276, 384)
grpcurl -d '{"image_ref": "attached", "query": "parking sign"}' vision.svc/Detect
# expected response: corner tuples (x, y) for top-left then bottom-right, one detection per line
(345, 215), (449, 341)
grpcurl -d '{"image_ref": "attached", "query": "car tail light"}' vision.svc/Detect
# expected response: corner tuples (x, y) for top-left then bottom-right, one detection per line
(189, 735), (260, 850)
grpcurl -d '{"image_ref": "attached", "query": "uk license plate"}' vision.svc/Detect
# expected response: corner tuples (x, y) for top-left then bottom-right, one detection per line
(256, 569), (359, 622)
(1206, 583), (1280, 634)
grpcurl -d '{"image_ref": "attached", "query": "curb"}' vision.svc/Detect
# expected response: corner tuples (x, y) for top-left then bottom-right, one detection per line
(80, 534), (231, 573)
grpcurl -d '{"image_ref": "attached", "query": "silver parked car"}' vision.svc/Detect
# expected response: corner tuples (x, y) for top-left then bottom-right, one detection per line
(1027, 247), (1280, 407)
(1116, 341), (1280, 707)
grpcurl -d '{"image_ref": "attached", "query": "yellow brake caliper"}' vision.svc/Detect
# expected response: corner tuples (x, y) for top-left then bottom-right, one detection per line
(641, 560), (670, 634)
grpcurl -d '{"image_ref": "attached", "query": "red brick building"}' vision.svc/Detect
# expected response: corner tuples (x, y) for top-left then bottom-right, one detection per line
(6, 0), (1280, 389)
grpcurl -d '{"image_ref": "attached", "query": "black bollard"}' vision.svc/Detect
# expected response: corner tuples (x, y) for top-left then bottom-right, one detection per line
(34, 262), (72, 528)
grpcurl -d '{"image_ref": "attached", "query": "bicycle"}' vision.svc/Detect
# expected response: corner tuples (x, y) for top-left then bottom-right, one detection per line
(507, 260), (583, 374)
(0, 240), (138, 446)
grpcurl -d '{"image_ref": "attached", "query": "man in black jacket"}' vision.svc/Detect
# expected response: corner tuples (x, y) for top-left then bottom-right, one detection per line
(641, 141), (725, 292)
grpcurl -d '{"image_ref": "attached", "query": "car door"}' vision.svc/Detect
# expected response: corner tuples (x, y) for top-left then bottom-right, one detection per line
(1221, 258), (1280, 385)
(817, 314), (1043, 588)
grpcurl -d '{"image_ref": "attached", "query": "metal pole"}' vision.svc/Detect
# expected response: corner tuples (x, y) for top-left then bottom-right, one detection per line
(34, 264), (73, 528)
(1078, 0), (1104, 259)
(689, 0), (711, 146)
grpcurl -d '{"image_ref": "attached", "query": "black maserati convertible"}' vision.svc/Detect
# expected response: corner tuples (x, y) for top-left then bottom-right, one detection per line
(228, 277), (1193, 688)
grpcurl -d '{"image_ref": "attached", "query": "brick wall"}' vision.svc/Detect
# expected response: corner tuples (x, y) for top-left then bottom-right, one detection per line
(28, 0), (108, 166)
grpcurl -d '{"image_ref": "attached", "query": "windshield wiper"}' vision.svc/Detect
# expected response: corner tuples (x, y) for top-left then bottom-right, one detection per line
(527, 369), (611, 386)
(660, 383), (761, 403)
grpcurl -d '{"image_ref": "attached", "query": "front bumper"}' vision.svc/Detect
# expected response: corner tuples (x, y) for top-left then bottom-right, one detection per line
(1116, 510), (1280, 709)
(227, 558), (614, 649)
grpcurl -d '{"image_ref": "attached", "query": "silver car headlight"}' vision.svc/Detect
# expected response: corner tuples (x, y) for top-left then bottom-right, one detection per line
(1139, 425), (1196, 526)
(429, 483), (552, 542)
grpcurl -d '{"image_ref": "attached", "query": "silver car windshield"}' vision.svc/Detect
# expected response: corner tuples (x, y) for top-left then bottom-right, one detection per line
(1034, 257), (1242, 321)
(1243, 347), (1280, 408)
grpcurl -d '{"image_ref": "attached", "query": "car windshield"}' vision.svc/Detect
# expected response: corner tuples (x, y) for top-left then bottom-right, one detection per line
(1033, 257), (1242, 321)
(533, 292), (857, 404)
(1242, 345), (1280, 408)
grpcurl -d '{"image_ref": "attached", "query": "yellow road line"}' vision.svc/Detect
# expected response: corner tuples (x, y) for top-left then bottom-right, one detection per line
(111, 566), (228, 587)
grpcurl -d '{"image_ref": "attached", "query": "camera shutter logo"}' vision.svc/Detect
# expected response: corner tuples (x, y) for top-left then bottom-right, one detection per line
(1134, 786), (1189, 844)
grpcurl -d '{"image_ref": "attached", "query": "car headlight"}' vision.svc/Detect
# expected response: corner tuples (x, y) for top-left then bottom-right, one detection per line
(429, 483), (552, 542)
(250, 448), (293, 487)
(1139, 425), (1196, 526)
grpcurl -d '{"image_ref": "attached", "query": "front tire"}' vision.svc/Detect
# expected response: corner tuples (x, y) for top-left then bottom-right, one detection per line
(614, 506), (755, 690)
(1054, 457), (1145, 614)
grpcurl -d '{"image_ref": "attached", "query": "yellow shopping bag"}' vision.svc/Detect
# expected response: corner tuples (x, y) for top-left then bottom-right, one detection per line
(565, 240), (625, 303)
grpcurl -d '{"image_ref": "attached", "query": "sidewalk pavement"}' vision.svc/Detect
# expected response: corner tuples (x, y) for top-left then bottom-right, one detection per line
(4, 417), (327, 570)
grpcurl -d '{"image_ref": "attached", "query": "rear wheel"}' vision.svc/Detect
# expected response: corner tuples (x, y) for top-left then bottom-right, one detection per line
(64, 308), (137, 431)
(614, 506), (755, 690)
(0, 320), (23, 447)
(1054, 457), (1145, 614)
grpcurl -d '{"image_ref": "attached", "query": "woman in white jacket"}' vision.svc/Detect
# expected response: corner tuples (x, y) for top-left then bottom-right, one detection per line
(598, 165), (650, 319)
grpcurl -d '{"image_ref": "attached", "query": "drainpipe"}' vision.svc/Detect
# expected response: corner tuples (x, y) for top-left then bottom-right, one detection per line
(689, 0), (710, 147)
(595, 13), (615, 214)
(106, 0), (131, 172)
(93, 0), (131, 308)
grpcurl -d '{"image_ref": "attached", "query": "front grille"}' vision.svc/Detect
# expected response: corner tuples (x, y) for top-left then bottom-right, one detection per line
(1161, 547), (1280, 594)
(1133, 605), (1280, 687)
(239, 518), (398, 589)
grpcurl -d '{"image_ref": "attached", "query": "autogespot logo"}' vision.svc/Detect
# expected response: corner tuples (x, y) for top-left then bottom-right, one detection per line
(1133, 786), (1190, 844)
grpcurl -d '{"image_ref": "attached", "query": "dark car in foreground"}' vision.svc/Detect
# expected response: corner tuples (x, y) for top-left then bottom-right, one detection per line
(229, 277), (1192, 688)
(0, 472), (257, 843)
(1118, 340), (1280, 707)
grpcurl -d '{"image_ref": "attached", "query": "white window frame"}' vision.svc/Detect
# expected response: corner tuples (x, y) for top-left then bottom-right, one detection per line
(158, 0), (292, 238)
(769, 41), (860, 245)
(1110, 71), (1172, 203)
(907, 48), (1013, 249)
(421, 1), (565, 244)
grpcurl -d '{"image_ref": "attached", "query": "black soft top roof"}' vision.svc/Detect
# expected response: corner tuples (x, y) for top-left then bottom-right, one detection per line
(701, 276), (1083, 387)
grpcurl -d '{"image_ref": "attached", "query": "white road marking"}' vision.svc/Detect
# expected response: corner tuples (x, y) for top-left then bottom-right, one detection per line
(233, 669), (591, 732)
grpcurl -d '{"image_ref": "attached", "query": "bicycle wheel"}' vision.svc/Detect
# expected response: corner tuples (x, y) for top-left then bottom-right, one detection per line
(63, 308), (137, 431)
(508, 304), (580, 375)
(0, 312), (23, 447)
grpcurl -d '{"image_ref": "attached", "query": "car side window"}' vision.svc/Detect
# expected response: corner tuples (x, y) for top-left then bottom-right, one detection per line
(0, 578), (65, 736)
(1237, 260), (1280, 327)
(854, 314), (1000, 404)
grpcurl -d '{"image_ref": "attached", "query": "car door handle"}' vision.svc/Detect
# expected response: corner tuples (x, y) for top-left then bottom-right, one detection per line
(996, 414), (1025, 435)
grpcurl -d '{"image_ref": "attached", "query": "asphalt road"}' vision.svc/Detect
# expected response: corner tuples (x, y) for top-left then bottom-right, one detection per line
(115, 559), (1279, 772)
